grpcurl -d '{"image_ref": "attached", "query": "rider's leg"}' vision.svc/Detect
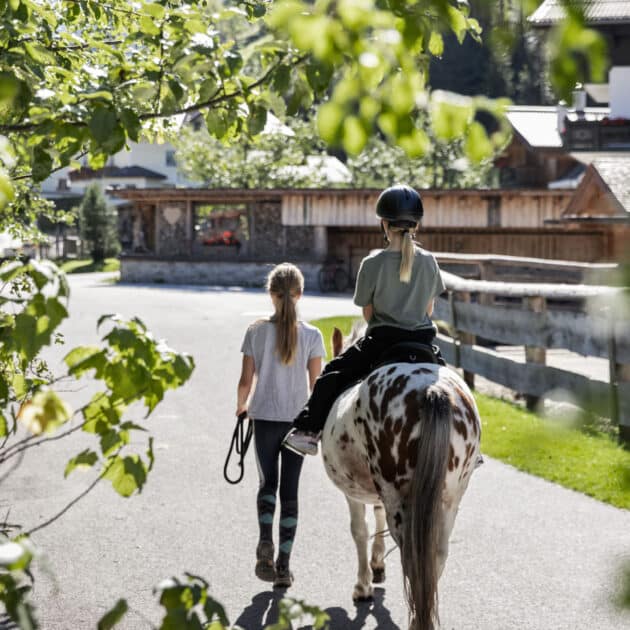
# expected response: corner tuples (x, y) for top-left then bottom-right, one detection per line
(292, 337), (378, 433)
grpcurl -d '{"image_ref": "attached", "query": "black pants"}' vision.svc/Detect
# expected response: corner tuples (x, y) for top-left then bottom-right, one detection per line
(253, 420), (304, 567)
(294, 325), (439, 433)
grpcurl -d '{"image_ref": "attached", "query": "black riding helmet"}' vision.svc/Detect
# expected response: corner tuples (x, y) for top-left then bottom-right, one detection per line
(375, 184), (424, 228)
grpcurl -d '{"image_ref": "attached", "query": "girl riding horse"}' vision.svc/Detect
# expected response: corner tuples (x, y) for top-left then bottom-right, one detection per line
(284, 184), (445, 456)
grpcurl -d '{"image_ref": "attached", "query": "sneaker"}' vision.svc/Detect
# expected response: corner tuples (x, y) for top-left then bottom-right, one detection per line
(255, 540), (275, 582)
(273, 565), (294, 588)
(282, 430), (319, 456)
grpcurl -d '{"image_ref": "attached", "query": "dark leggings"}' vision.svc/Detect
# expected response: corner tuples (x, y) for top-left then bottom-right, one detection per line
(294, 325), (439, 433)
(253, 419), (304, 568)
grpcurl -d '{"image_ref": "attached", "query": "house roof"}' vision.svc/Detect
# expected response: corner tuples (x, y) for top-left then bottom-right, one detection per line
(563, 155), (630, 217)
(592, 156), (630, 212)
(506, 106), (563, 149)
(506, 105), (610, 149)
(69, 165), (167, 181)
(529, 0), (630, 26)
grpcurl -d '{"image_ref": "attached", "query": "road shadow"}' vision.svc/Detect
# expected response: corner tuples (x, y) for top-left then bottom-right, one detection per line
(233, 587), (399, 630)
(233, 589), (285, 630)
(313, 588), (400, 630)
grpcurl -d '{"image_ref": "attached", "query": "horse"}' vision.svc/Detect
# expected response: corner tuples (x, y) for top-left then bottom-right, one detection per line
(320, 326), (482, 630)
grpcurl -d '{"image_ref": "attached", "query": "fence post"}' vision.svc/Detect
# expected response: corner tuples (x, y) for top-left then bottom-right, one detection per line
(454, 290), (475, 390)
(524, 295), (547, 410)
(616, 364), (630, 446)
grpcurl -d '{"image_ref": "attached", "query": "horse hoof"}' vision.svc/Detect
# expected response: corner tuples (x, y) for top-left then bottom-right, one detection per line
(372, 567), (385, 583)
(352, 585), (373, 602)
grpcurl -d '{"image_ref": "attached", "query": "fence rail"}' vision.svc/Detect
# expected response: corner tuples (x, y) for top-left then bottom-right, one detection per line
(437, 271), (630, 442)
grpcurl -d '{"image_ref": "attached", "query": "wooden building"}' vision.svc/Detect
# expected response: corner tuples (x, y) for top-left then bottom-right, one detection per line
(112, 186), (626, 286)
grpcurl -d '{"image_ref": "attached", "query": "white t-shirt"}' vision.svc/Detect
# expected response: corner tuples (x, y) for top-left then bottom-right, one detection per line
(241, 320), (326, 422)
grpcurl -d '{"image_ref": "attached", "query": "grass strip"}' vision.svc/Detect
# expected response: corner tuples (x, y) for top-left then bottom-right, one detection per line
(311, 315), (630, 510)
(56, 258), (120, 274)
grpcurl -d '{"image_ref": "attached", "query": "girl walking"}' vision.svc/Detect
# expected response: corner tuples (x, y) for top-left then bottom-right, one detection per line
(237, 263), (325, 587)
(284, 184), (446, 456)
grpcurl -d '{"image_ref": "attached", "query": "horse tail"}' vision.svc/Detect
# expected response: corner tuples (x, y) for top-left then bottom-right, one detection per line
(402, 385), (452, 630)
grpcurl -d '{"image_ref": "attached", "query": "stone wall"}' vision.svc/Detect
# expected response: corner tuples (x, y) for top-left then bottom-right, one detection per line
(249, 202), (318, 260)
(120, 258), (323, 290)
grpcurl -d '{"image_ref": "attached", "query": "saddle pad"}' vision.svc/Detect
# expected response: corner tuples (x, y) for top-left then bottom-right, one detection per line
(374, 342), (439, 369)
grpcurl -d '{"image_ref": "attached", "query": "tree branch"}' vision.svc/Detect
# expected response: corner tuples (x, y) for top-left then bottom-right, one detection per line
(0, 54), (310, 135)
(26, 466), (108, 535)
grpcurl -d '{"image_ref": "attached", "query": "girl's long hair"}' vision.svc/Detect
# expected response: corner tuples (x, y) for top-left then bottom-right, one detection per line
(266, 263), (304, 365)
(386, 223), (418, 283)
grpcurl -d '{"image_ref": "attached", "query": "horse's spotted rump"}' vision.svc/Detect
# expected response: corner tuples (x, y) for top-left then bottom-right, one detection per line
(321, 334), (482, 627)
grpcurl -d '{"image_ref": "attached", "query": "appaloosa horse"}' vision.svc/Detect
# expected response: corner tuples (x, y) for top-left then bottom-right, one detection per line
(321, 327), (482, 630)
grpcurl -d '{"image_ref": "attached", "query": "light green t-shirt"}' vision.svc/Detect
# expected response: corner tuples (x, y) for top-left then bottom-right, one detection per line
(353, 246), (446, 333)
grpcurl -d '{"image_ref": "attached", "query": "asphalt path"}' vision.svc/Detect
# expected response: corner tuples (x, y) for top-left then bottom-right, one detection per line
(4, 274), (630, 630)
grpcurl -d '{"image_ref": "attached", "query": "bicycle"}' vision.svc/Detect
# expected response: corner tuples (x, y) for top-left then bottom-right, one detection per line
(318, 260), (349, 293)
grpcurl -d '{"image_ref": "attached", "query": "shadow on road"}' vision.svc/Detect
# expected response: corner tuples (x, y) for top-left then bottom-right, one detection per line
(234, 587), (399, 630)
(315, 588), (400, 630)
(233, 590), (284, 629)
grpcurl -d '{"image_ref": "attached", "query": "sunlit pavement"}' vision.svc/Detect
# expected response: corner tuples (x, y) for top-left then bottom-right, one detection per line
(5, 276), (629, 629)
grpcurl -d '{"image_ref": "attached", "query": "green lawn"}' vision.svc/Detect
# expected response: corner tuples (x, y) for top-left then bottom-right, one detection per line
(311, 315), (630, 510)
(57, 258), (120, 274)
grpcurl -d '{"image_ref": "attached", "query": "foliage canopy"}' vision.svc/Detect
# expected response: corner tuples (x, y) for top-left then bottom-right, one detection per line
(0, 0), (608, 221)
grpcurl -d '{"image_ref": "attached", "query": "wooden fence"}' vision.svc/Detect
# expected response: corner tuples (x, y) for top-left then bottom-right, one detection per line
(435, 271), (630, 442)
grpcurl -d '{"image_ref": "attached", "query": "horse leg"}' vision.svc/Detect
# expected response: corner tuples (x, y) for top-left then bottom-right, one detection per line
(346, 497), (373, 601)
(370, 502), (387, 584)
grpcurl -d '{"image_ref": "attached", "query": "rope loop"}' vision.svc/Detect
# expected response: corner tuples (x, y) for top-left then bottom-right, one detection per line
(223, 412), (253, 485)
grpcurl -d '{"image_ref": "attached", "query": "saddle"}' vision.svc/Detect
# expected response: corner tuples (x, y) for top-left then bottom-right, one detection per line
(373, 342), (444, 370)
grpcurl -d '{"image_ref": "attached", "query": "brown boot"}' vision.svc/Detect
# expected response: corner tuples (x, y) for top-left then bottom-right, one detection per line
(273, 564), (294, 588)
(255, 541), (275, 582)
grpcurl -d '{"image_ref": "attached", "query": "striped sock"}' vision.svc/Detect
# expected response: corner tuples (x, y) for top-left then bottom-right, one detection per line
(257, 492), (276, 543)
(277, 500), (298, 568)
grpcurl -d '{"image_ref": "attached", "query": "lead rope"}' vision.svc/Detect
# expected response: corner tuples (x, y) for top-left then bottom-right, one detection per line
(223, 412), (253, 485)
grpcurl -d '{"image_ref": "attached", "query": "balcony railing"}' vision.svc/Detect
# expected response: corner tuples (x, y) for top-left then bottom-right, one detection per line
(563, 118), (630, 151)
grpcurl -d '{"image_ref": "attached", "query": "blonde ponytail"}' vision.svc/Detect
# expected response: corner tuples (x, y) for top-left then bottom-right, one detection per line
(399, 230), (415, 283)
(266, 263), (304, 365)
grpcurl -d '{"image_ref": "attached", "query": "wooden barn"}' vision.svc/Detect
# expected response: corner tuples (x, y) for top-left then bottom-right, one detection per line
(112, 185), (628, 286)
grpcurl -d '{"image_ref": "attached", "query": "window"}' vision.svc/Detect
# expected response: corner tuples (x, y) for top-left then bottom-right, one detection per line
(165, 150), (177, 167)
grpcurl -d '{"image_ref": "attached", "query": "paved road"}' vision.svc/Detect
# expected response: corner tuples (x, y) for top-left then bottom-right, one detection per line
(4, 274), (630, 630)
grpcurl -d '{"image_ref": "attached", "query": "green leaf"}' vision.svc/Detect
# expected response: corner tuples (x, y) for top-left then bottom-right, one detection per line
(120, 109), (141, 142)
(247, 103), (267, 136)
(317, 102), (344, 144)
(32, 147), (53, 182)
(465, 120), (494, 163)
(100, 428), (129, 456)
(89, 106), (118, 144)
(0, 260), (26, 283)
(64, 345), (106, 378)
(199, 78), (218, 102)
(342, 116), (367, 155)
(139, 14), (161, 36)
(431, 91), (474, 142)
(98, 598), (128, 630)
(64, 449), (99, 477)
(104, 455), (147, 497)
(448, 5), (469, 44)
(428, 32), (444, 57)
(12, 374), (28, 399)
(144, 3), (165, 20)
(0, 413), (8, 437)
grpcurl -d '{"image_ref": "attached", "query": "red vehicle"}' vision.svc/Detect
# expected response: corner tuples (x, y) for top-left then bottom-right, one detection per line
(203, 230), (241, 248)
